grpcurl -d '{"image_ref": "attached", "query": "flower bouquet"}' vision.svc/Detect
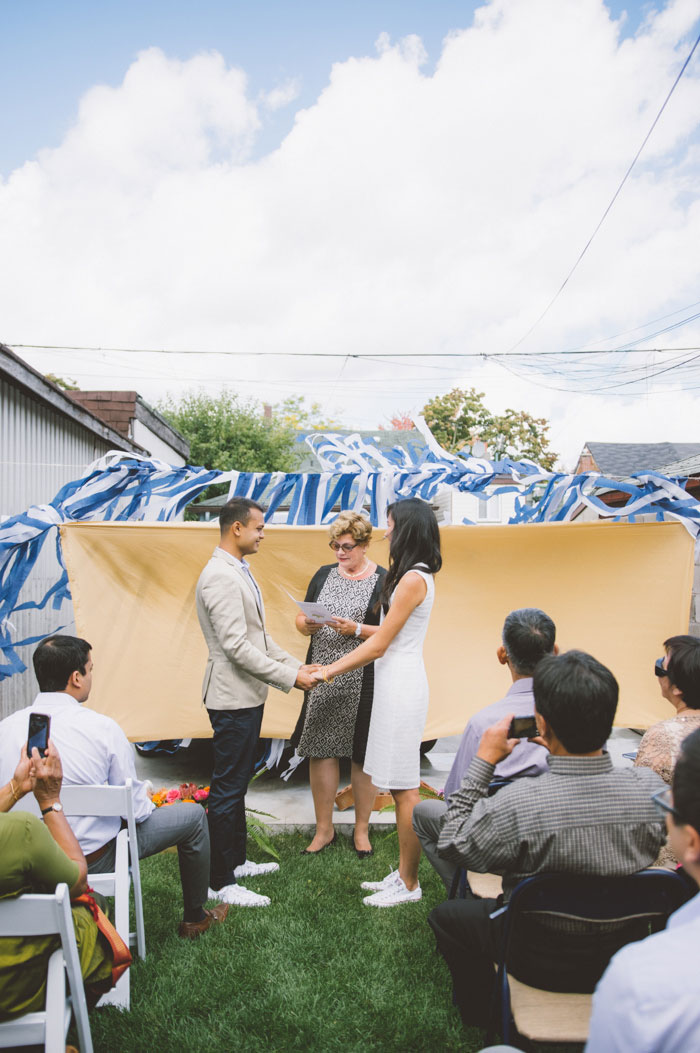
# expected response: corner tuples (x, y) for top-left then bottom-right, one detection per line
(151, 771), (279, 860)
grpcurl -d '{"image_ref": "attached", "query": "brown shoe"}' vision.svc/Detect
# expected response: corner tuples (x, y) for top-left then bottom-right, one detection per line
(177, 903), (229, 939)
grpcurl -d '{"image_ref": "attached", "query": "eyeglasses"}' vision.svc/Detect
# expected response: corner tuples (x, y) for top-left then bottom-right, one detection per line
(329, 541), (359, 553)
(652, 786), (682, 823)
(654, 657), (669, 679)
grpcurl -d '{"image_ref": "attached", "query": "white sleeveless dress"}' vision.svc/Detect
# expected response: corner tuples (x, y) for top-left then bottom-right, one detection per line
(363, 567), (435, 790)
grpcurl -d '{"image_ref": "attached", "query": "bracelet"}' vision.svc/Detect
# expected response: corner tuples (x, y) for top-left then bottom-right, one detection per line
(322, 670), (336, 684)
(9, 779), (21, 803)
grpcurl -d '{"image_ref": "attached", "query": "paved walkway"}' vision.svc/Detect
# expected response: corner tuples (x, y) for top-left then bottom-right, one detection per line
(134, 728), (643, 831)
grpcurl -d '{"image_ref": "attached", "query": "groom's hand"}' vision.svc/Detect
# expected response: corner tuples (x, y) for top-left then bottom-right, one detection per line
(295, 666), (317, 691)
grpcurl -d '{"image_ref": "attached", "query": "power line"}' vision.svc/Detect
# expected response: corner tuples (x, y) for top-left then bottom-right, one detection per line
(503, 23), (700, 355)
(10, 343), (700, 358)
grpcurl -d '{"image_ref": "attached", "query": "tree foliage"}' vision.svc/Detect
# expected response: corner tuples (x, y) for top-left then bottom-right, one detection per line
(422, 387), (557, 470)
(272, 395), (340, 433)
(159, 390), (299, 473)
(158, 391), (338, 474)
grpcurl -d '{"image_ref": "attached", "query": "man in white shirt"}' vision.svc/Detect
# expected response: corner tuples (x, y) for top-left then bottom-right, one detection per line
(586, 725), (700, 1052)
(0, 635), (227, 939)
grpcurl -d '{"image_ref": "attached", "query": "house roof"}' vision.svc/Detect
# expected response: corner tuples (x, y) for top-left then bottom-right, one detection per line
(584, 442), (700, 477)
(68, 390), (190, 459)
(0, 343), (144, 454)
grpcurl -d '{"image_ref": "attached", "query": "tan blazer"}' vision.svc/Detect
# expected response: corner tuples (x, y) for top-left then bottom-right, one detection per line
(195, 547), (300, 711)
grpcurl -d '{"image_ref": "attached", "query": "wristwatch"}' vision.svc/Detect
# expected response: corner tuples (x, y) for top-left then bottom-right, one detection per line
(40, 802), (63, 816)
(354, 622), (362, 638)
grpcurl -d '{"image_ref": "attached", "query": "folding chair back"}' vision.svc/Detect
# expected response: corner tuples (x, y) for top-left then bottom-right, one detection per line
(0, 884), (93, 1053)
(59, 779), (146, 1010)
(492, 869), (693, 1047)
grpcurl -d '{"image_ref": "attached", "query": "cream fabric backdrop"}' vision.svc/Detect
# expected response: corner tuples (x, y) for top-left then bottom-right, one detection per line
(60, 520), (694, 741)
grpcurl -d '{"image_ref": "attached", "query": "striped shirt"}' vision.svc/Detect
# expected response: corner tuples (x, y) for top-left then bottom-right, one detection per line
(437, 753), (667, 902)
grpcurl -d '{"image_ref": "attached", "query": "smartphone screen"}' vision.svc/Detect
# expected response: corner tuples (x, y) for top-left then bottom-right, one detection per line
(509, 715), (538, 739)
(27, 712), (51, 757)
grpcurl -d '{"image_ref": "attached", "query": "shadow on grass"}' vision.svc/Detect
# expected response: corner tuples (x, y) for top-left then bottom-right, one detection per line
(80, 830), (482, 1053)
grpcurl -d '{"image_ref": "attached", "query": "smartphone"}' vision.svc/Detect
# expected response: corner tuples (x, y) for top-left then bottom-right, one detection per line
(508, 715), (538, 739)
(27, 712), (51, 757)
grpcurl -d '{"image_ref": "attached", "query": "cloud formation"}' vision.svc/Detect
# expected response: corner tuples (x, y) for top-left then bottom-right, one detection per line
(1, 0), (699, 465)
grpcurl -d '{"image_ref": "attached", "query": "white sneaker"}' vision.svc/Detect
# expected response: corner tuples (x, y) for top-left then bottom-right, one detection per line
(361, 869), (402, 892)
(234, 860), (280, 879)
(363, 877), (422, 907)
(208, 884), (270, 907)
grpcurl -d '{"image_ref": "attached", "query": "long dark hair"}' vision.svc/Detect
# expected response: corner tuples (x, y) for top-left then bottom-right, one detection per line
(379, 498), (442, 611)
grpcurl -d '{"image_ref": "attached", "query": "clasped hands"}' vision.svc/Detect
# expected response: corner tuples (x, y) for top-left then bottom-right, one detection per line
(294, 664), (335, 691)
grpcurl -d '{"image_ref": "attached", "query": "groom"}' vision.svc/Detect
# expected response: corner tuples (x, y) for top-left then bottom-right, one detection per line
(196, 497), (316, 907)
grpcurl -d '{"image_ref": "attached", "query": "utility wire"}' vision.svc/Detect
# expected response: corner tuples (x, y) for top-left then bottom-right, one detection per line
(10, 343), (700, 358)
(502, 23), (700, 355)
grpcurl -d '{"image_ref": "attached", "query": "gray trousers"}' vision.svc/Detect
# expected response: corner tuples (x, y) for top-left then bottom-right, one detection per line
(412, 798), (457, 894)
(89, 802), (210, 915)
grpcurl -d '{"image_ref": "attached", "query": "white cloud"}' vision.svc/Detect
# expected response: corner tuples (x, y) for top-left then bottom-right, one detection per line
(1, 0), (699, 469)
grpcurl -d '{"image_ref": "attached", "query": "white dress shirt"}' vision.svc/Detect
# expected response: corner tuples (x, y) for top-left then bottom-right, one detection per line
(0, 692), (154, 854)
(586, 891), (700, 1052)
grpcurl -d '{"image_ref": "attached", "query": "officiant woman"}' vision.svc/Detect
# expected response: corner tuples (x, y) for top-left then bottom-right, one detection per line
(291, 512), (386, 857)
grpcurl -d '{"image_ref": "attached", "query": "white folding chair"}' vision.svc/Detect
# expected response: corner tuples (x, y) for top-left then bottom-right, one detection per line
(60, 779), (146, 1011)
(0, 883), (93, 1053)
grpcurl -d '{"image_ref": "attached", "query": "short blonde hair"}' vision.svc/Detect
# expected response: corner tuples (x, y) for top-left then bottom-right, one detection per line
(328, 511), (372, 545)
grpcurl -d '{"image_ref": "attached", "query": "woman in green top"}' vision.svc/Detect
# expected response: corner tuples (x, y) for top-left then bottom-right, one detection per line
(0, 740), (113, 1019)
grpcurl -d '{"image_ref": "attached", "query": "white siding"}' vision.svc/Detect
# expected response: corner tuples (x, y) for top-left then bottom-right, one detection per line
(0, 379), (118, 717)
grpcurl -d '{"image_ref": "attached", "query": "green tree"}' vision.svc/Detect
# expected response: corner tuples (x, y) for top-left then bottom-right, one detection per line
(422, 387), (557, 470)
(272, 395), (340, 432)
(158, 390), (300, 474)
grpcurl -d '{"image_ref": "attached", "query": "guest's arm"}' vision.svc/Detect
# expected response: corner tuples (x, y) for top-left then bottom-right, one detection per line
(634, 723), (672, 782)
(0, 746), (33, 813)
(30, 742), (88, 897)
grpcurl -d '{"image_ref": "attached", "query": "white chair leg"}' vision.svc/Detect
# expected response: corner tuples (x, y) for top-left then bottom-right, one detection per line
(44, 950), (67, 1053)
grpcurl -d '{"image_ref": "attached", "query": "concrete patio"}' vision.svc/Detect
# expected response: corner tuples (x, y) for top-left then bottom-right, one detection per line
(134, 727), (644, 831)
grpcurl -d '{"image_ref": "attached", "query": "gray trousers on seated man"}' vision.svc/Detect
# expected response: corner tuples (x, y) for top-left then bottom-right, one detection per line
(412, 798), (457, 894)
(89, 802), (210, 915)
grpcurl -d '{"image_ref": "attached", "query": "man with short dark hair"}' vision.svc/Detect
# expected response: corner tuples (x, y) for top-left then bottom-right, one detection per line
(587, 726), (700, 1051)
(413, 608), (554, 892)
(0, 636), (227, 939)
(428, 650), (666, 1029)
(196, 497), (316, 908)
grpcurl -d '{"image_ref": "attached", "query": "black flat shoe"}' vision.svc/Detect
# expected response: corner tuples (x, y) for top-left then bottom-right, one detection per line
(353, 839), (374, 859)
(301, 833), (337, 855)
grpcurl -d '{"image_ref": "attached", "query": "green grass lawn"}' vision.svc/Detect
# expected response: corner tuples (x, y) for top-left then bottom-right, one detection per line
(85, 829), (483, 1053)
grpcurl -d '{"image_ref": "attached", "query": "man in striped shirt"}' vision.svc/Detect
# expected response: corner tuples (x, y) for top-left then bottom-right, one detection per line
(428, 650), (666, 1029)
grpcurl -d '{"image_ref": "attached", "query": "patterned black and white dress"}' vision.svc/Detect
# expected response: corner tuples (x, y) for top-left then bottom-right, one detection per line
(291, 563), (386, 761)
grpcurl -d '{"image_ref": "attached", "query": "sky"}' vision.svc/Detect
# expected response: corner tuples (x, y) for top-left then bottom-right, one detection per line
(2, 0), (700, 469)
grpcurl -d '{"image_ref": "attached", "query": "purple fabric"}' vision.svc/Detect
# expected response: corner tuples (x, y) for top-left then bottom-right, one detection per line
(443, 678), (548, 802)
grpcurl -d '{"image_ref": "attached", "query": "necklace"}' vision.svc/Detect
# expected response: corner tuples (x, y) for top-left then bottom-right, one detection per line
(339, 558), (370, 579)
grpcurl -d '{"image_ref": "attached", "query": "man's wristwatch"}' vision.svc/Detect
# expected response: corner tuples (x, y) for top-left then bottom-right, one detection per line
(40, 802), (63, 816)
(354, 622), (362, 638)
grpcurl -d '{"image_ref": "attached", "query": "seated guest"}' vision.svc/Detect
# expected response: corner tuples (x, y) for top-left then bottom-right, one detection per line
(635, 635), (700, 782)
(428, 650), (666, 1029)
(0, 740), (114, 1017)
(587, 726), (700, 1051)
(635, 635), (700, 867)
(413, 608), (555, 893)
(0, 636), (228, 939)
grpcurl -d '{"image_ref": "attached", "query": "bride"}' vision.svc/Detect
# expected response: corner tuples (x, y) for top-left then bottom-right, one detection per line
(310, 497), (442, 907)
